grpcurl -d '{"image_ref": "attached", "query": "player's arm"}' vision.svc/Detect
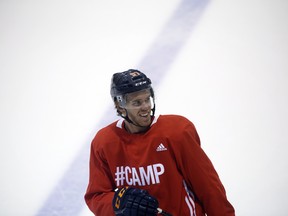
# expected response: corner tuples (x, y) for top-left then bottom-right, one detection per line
(84, 142), (115, 215)
(174, 122), (235, 215)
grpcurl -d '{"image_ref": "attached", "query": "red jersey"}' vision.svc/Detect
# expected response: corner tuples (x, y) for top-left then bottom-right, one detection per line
(84, 115), (235, 215)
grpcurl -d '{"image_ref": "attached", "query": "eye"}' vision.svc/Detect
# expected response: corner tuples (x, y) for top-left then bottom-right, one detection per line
(145, 97), (151, 103)
(132, 100), (141, 107)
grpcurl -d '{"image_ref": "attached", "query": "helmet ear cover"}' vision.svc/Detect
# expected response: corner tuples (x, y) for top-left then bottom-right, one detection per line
(114, 95), (126, 108)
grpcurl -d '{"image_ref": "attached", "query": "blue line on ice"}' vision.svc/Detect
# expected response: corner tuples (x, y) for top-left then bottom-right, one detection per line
(36, 0), (210, 215)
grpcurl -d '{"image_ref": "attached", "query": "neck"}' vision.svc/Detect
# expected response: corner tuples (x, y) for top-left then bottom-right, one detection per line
(124, 121), (150, 134)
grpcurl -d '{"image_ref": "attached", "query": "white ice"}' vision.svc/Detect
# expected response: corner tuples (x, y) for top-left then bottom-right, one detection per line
(1, 0), (288, 215)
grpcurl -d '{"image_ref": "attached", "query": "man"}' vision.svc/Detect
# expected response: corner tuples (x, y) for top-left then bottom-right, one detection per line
(84, 69), (235, 216)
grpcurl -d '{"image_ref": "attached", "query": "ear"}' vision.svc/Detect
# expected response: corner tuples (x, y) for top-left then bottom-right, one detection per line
(115, 101), (126, 116)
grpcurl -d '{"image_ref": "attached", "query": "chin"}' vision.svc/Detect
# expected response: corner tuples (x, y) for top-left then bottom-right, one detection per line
(141, 119), (152, 126)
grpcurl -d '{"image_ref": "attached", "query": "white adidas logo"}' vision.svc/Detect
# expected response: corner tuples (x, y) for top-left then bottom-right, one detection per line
(156, 143), (167, 152)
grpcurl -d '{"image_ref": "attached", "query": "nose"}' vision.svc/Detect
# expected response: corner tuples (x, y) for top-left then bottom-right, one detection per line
(141, 100), (151, 110)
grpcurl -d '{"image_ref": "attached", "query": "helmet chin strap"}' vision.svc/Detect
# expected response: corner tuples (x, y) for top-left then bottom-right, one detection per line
(123, 110), (144, 128)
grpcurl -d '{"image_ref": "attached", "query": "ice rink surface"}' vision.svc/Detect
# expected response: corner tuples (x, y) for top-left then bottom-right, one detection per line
(1, 0), (288, 215)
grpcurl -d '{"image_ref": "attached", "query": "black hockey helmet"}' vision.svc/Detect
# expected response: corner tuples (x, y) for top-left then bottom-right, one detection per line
(110, 69), (153, 102)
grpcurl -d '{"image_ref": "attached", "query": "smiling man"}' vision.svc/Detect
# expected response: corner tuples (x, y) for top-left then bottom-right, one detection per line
(84, 69), (235, 216)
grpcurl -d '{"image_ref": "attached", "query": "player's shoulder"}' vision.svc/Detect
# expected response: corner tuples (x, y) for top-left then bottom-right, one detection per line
(158, 114), (191, 124)
(98, 119), (118, 133)
(155, 114), (194, 130)
(92, 120), (118, 143)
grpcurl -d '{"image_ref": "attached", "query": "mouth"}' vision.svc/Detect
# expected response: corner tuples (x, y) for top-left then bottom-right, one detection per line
(139, 113), (151, 123)
(140, 113), (148, 117)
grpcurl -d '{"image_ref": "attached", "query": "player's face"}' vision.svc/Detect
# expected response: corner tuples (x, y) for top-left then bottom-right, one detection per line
(124, 89), (153, 133)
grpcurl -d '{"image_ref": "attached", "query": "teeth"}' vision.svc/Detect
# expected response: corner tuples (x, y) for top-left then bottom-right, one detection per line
(140, 113), (148, 117)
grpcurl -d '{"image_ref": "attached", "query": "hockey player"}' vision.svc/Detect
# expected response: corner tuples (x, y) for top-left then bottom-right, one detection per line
(84, 69), (235, 216)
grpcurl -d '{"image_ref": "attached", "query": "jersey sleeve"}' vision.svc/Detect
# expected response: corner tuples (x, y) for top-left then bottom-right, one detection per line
(84, 136), (115, 215)
(171, 119), (235, 215)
